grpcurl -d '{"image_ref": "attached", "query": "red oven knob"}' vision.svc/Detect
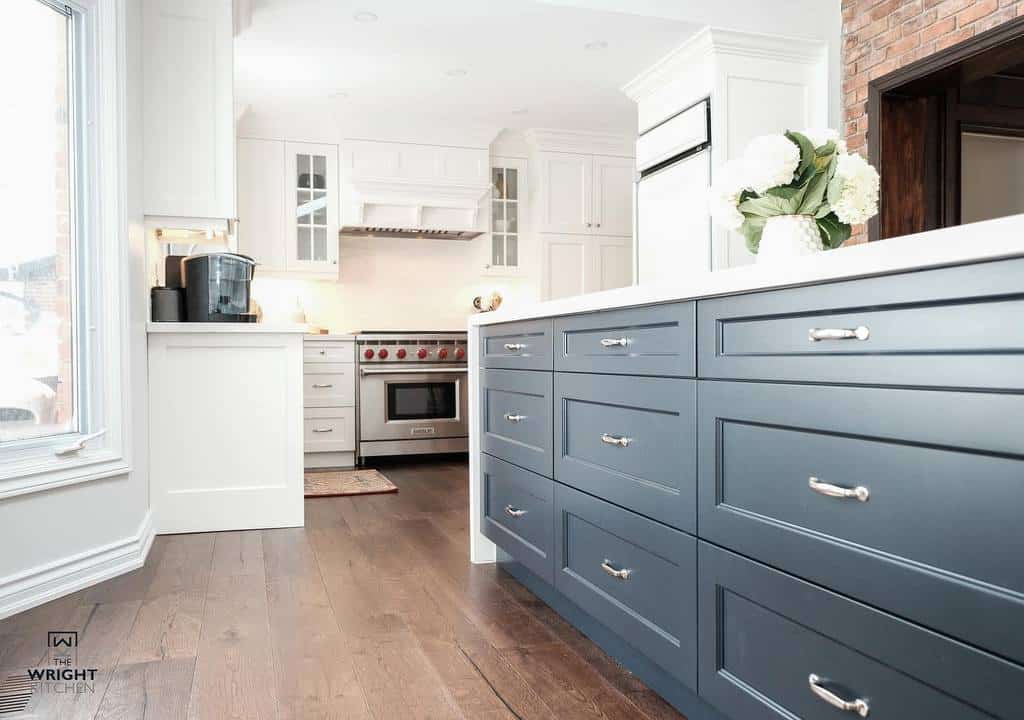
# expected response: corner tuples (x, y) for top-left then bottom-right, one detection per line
(455, 347), (465, 360)
(417, 348), (428, 359)
(378, 348), (389, 359)
(396, 348), (407, 359)
(363, 348), (375, 359)
(438, 348), (449, 360)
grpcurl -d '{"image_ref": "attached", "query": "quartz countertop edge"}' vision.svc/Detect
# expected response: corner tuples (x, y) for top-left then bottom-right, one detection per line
(147, 322), (311, 334)
(469, 214), (1024, 326)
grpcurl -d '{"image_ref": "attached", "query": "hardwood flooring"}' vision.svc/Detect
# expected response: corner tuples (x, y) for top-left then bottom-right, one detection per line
(0, 458), (683, 720)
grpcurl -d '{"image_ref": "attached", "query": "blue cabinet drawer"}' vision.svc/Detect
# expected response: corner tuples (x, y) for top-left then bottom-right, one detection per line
(555, 372), (696, 532)
(480, 369), (553, 477)
(697, 258), (1024, 389)
(554, 303), (695, 377)
(480, 319), (553, 370)
(698, 380), (1024, 666)
(699, 543), (1021, 720)
(481, 453), (553, 583)
(554, 483), (697, 689)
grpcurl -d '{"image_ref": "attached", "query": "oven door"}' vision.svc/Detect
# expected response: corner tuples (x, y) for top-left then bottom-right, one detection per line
(359, 366), (469, 442)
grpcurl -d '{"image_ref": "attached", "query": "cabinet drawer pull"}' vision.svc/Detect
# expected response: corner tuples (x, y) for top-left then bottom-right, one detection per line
(600, 433), (632, 447)
(601, 559), (632, 581)
(808, 674), (870, 717)
(600, 337), (630, 347)
(312, 427), (334, 433)
(809, 477), (870, 502)
(504, 413), (526, 423)
(312, 383), (334, 389)
(503, 342), (526, 351)
(504, 505), (526, 518)
(808, 326), (870, 342)
(318, 349), (326, 355)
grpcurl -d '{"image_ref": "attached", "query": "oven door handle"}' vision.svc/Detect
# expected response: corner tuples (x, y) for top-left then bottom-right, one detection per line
(359, 367), (468, 376)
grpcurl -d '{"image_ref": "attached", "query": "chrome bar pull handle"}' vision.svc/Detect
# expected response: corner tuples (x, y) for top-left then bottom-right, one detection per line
(808, 674), (870, 717)
(600, 337), (630, 347)
(312, 383), (334, 389)
(504, 413), (526, 423)
(601, 559), (632, 581)
(312, 428), (334, 433)
(504, 342), (526, 351)
(504, 505), (526, 518)
(809, 477), (870, 502)
(601, 433), (633, 448)
(808, 326), (870, 342)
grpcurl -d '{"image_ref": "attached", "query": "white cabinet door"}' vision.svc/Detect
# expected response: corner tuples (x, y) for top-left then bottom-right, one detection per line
(539, 153), (592, 234)
(285, 142), (339, 276)
(542, 234), (588, 300)
(237, 139), (287, 272)
(592, 235), (634, 292)
(592, 156), (635, 237)
(143, 0), (234, 220)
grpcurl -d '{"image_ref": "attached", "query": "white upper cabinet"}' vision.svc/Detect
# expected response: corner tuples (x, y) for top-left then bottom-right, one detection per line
(236, 138), (287, 272)
(539, 153), (591, 234)
(143, 0), (235, 222)
(343, 140), (488, 184)
(285, 142), (339, 276)
(592, 156), (636, 236)
(542, 234), (633, 300)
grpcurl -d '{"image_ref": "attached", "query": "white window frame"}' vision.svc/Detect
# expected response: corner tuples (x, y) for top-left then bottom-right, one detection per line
(0, 0), (130, 498)
(484, 156), (527, 277)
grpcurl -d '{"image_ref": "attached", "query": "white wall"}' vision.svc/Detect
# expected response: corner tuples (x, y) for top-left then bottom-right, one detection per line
(0, 0), (152, 618)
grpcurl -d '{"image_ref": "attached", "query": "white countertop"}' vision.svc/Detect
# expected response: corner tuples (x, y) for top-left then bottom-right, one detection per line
(469, 214), (1024, 326)
(304, 333), (356, 341)
(147, 322), (310, 334)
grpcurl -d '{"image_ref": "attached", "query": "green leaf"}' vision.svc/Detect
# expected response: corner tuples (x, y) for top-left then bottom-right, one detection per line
(738, 195), (800, 217)
(813, 141), (836, 173)
(785, 130), (816, 177)
(797, 169), (830, 216)
(827, 172), (845, 209)
(817, 213), (851, 250)
(739, 215), (767, 254)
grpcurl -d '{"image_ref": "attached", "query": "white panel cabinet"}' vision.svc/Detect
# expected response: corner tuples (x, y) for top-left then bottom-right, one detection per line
(538, 153), (634, 236)
(592, 156), (636, 236)
(304, 338), (356, 469)
(237, 138), (287, 272)
(143, 0), (234, 222)
(285, 142), (340, 276)
(542, 234), (633, 300)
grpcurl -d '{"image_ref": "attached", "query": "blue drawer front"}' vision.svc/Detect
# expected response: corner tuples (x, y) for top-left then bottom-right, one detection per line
(481, 319), (553, 370)
(481, 453), (553, 583)
(697, 258), (1024, 389)
(554, 303), (696, 377)
(480, 369), (553, 477)
(698, 380), (1024, 666)
(699, 543), (1021, 720)
(555, 372), (696, 532)
(554, 483), (697, 689)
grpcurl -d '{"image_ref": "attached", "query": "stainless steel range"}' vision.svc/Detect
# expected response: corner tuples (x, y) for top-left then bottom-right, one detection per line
(356, 331), (468, 460)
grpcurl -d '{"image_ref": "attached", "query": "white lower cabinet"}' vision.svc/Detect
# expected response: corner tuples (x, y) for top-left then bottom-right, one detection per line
(542, 234), (633, 300)
(303, 338), (356, 468)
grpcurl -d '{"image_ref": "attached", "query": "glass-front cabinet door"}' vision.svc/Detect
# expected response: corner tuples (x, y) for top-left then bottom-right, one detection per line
(285, 141), (339, 275)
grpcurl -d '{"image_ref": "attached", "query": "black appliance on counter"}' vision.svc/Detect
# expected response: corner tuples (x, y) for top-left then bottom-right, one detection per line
(181, 252), (258, 322)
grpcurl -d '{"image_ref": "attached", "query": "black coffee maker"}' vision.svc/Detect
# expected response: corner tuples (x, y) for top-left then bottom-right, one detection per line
(181, 252), (258, 322)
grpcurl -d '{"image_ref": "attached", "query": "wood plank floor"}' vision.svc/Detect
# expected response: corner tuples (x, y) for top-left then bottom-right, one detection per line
(0, 458), (684, 720)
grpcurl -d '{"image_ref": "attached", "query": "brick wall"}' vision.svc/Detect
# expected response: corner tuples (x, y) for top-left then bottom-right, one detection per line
(842, 0), (1024, 242)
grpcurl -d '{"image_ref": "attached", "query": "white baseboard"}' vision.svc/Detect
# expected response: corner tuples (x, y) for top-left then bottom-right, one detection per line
(0, 510), (155, 620)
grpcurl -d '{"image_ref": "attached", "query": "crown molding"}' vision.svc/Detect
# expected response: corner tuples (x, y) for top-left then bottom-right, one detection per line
(524, 128), (634, 157)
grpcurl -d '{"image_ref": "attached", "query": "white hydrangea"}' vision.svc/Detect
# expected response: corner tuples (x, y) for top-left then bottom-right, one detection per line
(804, 128), (848, 154)
(742, 134), (800, 194)
(707, 159), (746, 231)
(832, 152), (880, 225)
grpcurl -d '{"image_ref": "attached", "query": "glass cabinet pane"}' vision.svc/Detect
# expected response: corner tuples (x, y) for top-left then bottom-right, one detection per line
(313, 191), (327, 225)
(297, 154), (311, 188)
(506, 168), (518, 200)
(492, 168), (505, 199)
(505, 201), (518, 233)
(297, 190), (312, 220)
(492, 201), (505, 232)
(492, 235), (505, 266)
(312, 155), (326, 189)
(505, 235), (518, 266)
(313, 228), (327, 260)
(297, 227), (311, 260)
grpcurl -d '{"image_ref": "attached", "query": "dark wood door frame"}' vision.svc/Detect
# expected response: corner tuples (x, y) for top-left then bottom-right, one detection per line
(867, 15), (1024, 241)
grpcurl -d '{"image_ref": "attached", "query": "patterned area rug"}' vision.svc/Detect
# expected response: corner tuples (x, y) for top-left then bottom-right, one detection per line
(304, 469), (398, 497)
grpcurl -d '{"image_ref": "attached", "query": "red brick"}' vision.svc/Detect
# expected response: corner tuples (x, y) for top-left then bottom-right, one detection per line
(936, 24), (977, 49)
(920, 15), (956, 41)
(887, 31), (922, 56)
(977, 6), (1019, 29)
(934, 0), (975, 18)
(873, 27), (901, 47)
(956, 0), (999, 24)
(871, 0), (904, 19)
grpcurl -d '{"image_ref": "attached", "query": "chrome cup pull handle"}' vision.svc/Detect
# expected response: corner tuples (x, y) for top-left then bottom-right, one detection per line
(809, 477), (869, 502)
(504, 505), (526, 518)
(504, 413), (526, 423)
(312, 383), (334, 389)
(601, 559), (632, 581)
(600, 337), (630, 347)
(312, 428), (334, 433)
(808, 674), (870, 717)
(600, 433), (632, 448)
(808, 326), (870, 342)
(504, 342), (526, 351)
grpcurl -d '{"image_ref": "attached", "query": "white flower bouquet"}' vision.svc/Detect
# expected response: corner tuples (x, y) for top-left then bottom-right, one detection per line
(709, 129), (880, 254)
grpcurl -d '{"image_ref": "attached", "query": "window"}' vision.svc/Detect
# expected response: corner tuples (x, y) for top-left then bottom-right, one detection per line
(489, 159), (525, 272)
(1, 0), (79, 445)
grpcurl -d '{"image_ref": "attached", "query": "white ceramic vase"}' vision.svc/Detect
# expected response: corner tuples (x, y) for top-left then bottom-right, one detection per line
(757, 214), (823, 264)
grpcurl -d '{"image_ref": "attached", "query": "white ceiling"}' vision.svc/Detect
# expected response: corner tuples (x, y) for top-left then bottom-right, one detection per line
(235, 0), (840, 138)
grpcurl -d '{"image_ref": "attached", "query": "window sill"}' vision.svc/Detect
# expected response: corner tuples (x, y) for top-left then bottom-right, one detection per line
(0, 451), (131, 500)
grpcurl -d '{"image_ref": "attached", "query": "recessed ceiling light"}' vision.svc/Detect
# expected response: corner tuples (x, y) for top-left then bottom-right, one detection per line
(353, 10), (378, 22)
(584, 40), (608, 51)
(445, 68), (467, 78)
